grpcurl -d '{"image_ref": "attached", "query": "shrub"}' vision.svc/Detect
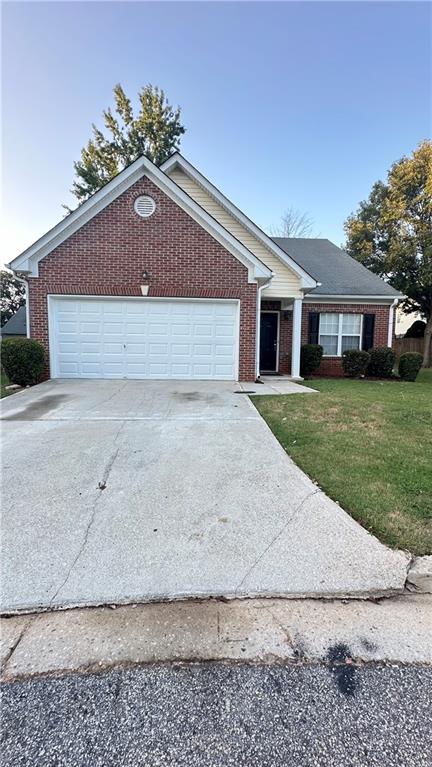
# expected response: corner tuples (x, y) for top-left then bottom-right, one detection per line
(398, 352), (423, 382)
(300, 344), (323, 378)
(367, 346), (395, 378)
(1, 337), (45, 386)
(342, 349), (370, 378)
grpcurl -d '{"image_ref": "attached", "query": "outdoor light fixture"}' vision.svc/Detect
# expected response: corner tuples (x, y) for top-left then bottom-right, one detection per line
(142, 270), (152, 280)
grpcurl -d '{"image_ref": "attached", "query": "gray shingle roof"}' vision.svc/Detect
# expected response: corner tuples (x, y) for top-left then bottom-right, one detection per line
(1, 305), (27, 337)
(272, 238), (403, 298)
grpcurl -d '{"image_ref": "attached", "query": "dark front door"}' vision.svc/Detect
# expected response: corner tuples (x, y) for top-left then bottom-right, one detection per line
(260, 312), (278, 372)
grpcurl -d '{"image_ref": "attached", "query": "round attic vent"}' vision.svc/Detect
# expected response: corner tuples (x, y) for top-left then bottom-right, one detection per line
(134, 195), (156, 218)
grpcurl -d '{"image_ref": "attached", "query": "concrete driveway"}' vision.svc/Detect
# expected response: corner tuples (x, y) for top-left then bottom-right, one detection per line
(1, 380), (408, 613)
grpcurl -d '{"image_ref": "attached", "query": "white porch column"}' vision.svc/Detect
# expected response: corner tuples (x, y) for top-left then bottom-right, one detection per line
(291, 298), (303, 378)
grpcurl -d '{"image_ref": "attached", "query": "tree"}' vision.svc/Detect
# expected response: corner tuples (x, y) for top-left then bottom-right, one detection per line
(345, 140), (432, 366)
(405, 320), (426, 338)
(0, 270), (26, 326)
(270, 207), (316, 238)
(69, 84), (186, 205)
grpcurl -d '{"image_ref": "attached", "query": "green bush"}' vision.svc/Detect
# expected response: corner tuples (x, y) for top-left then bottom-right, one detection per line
(367, 346), (395, 378)
(398, 352), (423, 381)
(1, 337), (45, 386)
(300, 344), (323, 378)
(342, 349), (370, 378)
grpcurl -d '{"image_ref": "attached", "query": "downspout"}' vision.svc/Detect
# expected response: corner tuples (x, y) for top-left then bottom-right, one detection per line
(387, 299), (399, 348)
(255, 276), (273, 381)
(12, 272), (30, 338)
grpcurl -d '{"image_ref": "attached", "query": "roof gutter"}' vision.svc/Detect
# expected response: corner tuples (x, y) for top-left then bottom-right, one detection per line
(303, 294), (404, 300)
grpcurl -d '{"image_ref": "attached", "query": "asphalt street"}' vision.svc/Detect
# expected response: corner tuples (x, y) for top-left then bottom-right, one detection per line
(2, 662), (431, 766)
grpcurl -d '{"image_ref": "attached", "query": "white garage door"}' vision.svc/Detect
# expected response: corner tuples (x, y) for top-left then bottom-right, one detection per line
(49, 297), (239, 380)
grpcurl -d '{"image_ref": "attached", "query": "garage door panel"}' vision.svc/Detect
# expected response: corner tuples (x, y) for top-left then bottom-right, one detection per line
(172, 344), (191, 355)
(58, 321), (78, 333)
(126, 342), (147, 353)
(171, 366), (191, 377)
(194, 326), (213, 337)
(215, 364), (233, 376)
(102, 342), (123, 354)
(59, 362), (79, 374)
(193, 364), (212, 376)
(50, 298), (238, 379)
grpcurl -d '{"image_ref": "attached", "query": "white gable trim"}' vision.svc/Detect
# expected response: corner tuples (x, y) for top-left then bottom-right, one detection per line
(161, 153), (317, 291)
(8, 155), (272, 283)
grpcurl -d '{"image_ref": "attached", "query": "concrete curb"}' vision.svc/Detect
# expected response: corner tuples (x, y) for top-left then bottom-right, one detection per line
(1, 594), (431, 681)
(406, 556), (432, 594)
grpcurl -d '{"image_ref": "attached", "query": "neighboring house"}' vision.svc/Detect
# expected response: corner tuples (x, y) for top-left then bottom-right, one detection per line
(7, 153), (402, 381)
(0, 305), (27, 340)
(395, 308), (423, 338)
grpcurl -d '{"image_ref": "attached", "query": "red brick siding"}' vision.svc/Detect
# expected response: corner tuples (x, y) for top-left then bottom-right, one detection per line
(301, 303), (391, 376)
(260, 301), (391, 377)
(28, 177), (258, 380)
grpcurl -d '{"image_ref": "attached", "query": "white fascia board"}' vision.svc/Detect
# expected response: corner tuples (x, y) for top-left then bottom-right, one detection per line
(161, 153), (317, 290)
(303, 295), (402, 304)
(145, 163), (272, 283)
(8, 155), (272, 283)
(8, 157), (146, 276)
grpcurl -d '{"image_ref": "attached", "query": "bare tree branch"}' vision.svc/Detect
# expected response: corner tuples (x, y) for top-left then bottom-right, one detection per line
(269, 207), (316, 238)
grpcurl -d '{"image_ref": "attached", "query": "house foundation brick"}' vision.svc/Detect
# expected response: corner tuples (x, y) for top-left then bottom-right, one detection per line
(28, 177), (258, 381)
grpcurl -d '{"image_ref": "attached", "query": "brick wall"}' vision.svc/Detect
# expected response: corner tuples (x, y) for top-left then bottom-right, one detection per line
(260, 301), (391, 377)
(302, 303), (391, 376)
(28, 177), (258, 380)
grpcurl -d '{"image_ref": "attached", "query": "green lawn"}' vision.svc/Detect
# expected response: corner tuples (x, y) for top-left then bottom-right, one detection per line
(0, 370), (21, 398)
(253, 369), (432, 555)
(1, 370), (12, 398)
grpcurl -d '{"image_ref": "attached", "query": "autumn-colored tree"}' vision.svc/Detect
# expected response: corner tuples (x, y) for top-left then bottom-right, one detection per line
(345, 141), (432, 366)
(69, 84), (185, 205)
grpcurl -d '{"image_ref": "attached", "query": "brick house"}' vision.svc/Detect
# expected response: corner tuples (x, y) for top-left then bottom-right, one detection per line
(8, 153), (402, 381)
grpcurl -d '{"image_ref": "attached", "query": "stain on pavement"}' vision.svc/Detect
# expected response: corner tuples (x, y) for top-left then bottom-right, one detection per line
(327, 643), (357, 697)
(1, 394), (67, 421)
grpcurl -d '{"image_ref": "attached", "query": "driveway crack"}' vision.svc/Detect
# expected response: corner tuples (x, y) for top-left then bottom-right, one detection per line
(49, 421), (126, 606)
(235, 488), (320, 593)
(94, 382), (129, 410)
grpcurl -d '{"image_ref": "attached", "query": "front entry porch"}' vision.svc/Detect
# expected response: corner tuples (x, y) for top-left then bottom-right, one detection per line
(258, 298), (303, 380)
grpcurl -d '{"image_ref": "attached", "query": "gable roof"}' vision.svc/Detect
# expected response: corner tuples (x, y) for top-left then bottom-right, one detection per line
(272, 238), (403, 299)
(0, 305), (27, 336)
(161, 153), (317, 291)
(7, 154), (272, 283)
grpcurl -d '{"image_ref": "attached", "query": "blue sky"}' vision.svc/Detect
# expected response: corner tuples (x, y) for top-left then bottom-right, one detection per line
(2, 1), (431, 264)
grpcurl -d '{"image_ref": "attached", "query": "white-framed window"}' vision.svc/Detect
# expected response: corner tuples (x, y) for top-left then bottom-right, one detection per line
(319, 313), (363, 356)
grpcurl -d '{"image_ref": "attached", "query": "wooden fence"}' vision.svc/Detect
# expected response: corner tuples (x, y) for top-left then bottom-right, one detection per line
(393, 337), (426, 359)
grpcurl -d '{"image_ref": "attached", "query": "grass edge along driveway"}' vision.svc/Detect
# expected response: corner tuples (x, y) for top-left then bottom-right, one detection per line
(253, 370), (432, 556)
(1, 370), (15, 398)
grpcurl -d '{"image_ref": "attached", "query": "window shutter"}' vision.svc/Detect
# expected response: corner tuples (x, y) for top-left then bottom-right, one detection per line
(362, 314), (375, 351)
(308, 312), (319, 344)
